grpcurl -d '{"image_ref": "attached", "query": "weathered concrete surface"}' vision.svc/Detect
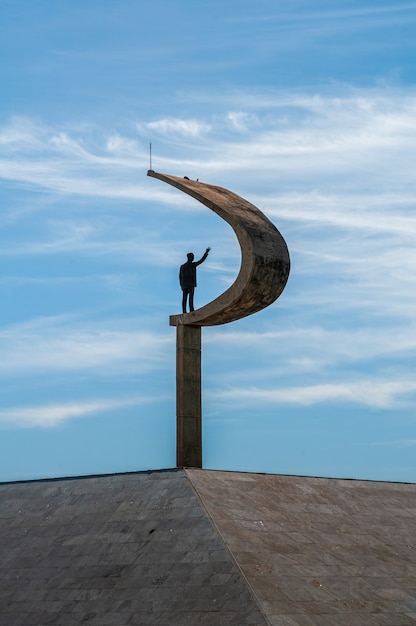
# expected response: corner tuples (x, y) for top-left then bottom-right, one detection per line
(187, 469), (416, 626)
(176, 325), (202, 468)
(0, 470), (267, 625)
(147, 170), (290, 327)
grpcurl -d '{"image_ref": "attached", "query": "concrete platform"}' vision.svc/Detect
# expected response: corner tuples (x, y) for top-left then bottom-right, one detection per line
(1, 468), (416, 625)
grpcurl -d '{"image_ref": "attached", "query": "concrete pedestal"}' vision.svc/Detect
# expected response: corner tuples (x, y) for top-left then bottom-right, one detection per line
(176, 324), (202, 468)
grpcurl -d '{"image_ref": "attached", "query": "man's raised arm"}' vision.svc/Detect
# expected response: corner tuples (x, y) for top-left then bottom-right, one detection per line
(195, 247), (211, 266)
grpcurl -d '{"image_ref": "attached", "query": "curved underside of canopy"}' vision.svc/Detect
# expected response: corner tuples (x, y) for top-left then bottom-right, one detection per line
(147, 170), (290, 327)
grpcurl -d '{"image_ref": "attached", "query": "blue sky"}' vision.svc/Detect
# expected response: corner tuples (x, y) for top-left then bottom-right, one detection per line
(1, 0), (416, 482)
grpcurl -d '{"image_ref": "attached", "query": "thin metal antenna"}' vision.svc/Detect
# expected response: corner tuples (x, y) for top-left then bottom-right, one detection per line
(149, 142), (152, 171)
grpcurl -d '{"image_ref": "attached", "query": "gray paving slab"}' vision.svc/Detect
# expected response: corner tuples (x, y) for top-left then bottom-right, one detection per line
(0, 469), (267, 625)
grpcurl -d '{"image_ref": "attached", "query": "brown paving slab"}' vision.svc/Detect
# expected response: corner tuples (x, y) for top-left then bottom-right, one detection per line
(187, 468), (416, 623)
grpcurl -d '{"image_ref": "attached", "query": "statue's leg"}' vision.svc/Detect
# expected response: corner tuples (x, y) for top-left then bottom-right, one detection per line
(182, 289), (188, 313)
(189, 287), (195, 312)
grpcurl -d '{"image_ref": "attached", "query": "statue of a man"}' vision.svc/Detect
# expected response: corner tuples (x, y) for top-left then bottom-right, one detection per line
(179, 248), (210, 313)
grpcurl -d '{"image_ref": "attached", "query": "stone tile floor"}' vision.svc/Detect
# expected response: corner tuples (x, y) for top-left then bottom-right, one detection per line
(187, 469), (416, 625)
(0, 470), (267, 625)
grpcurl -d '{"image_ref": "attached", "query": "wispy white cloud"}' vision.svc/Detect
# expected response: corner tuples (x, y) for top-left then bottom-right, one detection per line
(0, 316), (173, 375)
(0, 273), (137, 291)
(106, 133), (141, 155)
(229, 3), (416, 26)
(226, 111), (259, 132)
(0, 215), (196, 266)
(213, 379), (416, 410)
(0, 396), (154, 428)
(2, 90), (416, 202)
(371, 438), (416, 447)
(145, 118), (211, 137)
(204, 94), (416, 185)
(0, 116), (182, 203)
(207, 324), (416, 372)
(264, 192), (416, 237)
(0, 87), (414, 278)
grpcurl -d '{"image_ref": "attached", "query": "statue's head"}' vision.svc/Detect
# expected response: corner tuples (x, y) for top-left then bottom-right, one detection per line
(187, 253), (194, 261)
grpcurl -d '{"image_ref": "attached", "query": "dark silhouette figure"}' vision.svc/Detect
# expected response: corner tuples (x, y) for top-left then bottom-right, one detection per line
(180, 248), (210, 313)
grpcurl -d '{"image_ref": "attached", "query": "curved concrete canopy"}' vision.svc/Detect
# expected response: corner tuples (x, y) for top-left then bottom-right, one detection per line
(147, 170), (290, 326)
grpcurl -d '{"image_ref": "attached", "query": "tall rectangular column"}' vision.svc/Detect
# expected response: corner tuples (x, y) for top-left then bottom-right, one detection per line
(176, 324), (202, 468)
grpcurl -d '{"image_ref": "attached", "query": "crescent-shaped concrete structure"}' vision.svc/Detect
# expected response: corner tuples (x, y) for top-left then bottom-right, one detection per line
(147, 170), (290, 326)
(148, 170), (291, 467)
